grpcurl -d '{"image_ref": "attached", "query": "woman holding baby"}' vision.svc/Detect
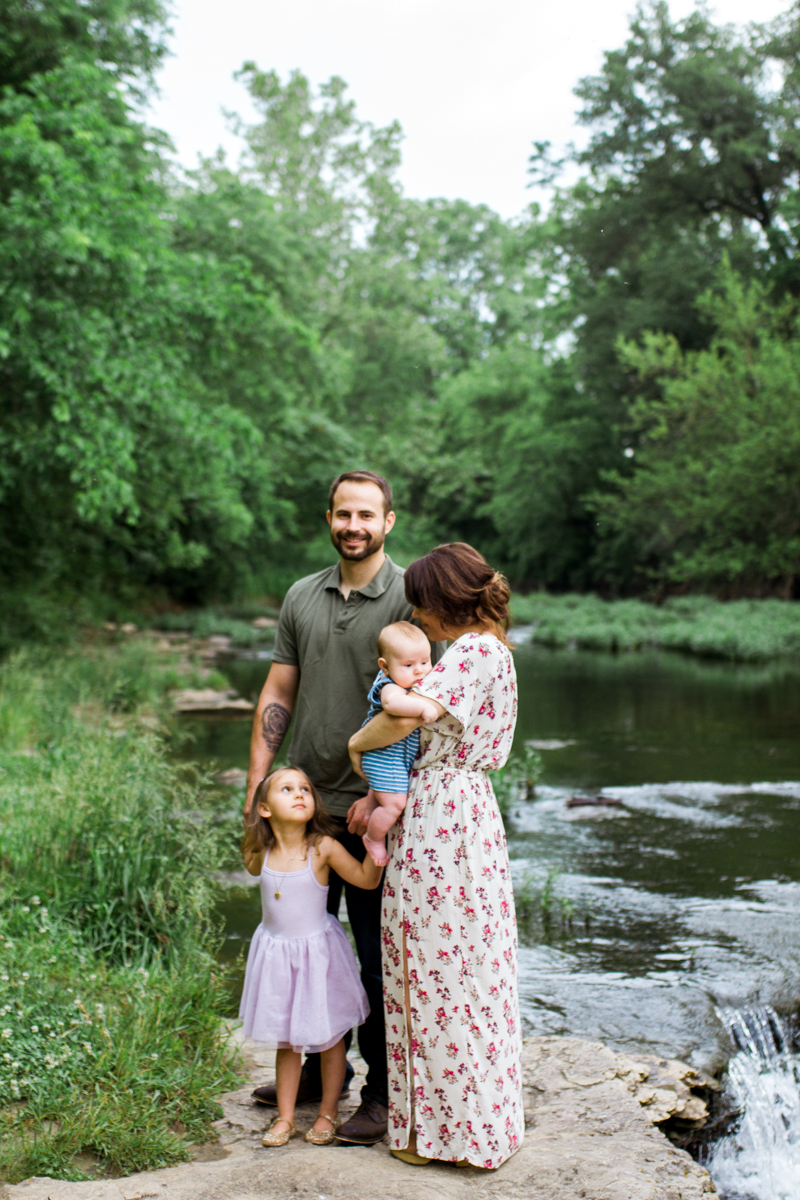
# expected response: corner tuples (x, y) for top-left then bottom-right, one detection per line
(348, 542), (523, 1170)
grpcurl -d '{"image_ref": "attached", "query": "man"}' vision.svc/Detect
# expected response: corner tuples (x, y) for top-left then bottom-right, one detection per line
(245, 469), (443, 1145)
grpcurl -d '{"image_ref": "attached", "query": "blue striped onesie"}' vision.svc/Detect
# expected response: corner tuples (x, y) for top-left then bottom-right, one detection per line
(360, 671), (420, 793)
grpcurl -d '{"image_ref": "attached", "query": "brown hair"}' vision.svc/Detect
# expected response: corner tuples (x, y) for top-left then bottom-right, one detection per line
(404, 543), (510, 641)
(328, 470), (393, 516)
(377, 620), (430, 660)
(242, 767), (338, 858)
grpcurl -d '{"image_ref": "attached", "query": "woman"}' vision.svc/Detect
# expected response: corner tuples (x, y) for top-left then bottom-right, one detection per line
(348, 542), (523, 1170)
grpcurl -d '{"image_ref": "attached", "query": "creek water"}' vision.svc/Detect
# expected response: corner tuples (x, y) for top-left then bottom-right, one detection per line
(180, 642), (800, 1199)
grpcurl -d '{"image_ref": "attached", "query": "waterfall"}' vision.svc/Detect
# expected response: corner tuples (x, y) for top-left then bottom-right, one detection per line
(707, 1006), (800, 1200)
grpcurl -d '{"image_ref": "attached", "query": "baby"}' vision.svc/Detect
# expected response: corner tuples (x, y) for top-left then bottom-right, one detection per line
(360, 621), (439, 866)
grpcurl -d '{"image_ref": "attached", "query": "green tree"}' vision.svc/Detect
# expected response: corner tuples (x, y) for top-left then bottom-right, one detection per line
(520, 1), (800, 588)
(0, 56), (306, 606)
(0, 0), (169, 94)
(593, 265), (800, 593)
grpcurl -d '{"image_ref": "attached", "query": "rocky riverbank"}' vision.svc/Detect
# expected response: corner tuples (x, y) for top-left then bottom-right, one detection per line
(4, 1032), (718, 1200)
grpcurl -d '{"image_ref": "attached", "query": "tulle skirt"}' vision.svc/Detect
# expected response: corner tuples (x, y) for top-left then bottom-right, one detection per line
(238, 913), (369, 1052)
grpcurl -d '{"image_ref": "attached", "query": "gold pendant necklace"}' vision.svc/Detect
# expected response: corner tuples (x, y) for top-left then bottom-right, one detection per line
(272, 852), (306, 899)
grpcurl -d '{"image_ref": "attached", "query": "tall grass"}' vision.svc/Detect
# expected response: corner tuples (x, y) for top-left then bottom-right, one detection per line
(0, 642), (240, 1182)
(510, 593), (800, 661)
(493, 745), (543, 820)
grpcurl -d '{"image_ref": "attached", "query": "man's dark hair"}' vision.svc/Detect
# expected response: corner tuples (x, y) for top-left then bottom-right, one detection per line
(328, 470), (393, 516)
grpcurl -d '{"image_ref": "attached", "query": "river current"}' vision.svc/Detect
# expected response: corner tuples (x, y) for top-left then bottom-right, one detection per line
(181, 641), (800, 1198)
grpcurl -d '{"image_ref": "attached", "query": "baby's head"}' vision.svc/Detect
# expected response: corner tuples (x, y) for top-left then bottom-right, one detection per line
(243, 766), (336, 851)
(378, 621), (432, 690)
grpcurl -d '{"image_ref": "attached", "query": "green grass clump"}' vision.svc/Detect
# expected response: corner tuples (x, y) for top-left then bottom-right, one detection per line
(510, 593), (800, 661)
(0, 644), (240, 1182)
(0, 906), (235, 1180)
(493, 745), (543, 820)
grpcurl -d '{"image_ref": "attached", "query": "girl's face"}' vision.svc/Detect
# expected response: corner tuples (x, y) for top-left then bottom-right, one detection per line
(258, 769), (315, 825)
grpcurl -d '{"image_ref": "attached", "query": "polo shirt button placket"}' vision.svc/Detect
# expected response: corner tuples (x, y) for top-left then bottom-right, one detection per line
(334, 591), (364, 634)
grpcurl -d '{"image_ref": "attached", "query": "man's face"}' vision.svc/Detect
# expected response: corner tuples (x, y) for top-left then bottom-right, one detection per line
(327, 481), (395, 562)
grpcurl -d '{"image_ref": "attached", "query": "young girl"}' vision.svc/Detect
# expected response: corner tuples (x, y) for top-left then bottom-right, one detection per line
(240, 766), (382, 1147)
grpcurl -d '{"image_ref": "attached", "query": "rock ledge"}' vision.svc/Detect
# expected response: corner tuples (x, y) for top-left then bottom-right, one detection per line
(2, 1036), (718, 1200)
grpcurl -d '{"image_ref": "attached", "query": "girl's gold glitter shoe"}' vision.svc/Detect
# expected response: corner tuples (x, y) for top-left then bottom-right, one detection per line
(262, 1117), (296, 1147)
(304, 1113), (337, 1145)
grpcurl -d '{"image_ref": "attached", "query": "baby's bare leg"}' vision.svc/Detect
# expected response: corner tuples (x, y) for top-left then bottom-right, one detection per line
(363, 791), (407, 866)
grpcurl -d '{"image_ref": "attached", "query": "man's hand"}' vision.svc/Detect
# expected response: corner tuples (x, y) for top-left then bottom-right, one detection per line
(347, 791), (378, 836)
(348, 737), (367, 781)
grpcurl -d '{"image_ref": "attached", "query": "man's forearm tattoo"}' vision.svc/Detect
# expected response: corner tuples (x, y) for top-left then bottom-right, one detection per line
(261, 702), (290, 753)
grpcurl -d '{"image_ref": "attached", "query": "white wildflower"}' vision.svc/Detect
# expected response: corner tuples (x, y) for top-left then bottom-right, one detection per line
(31, 896), (40, 906)
(1, 1029), (11, 1039)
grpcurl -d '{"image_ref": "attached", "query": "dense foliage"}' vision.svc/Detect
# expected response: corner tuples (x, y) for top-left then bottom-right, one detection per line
(2, 0), (800, 629)
(0, 641), (240, 1180)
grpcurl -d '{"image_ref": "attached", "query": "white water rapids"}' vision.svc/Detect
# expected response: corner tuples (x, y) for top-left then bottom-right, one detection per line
(707, 1006), (800, 1200)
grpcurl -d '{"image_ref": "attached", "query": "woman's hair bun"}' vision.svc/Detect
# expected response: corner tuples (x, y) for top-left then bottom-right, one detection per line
(479, 571), (511, 624)
(404, 543), (510, 639)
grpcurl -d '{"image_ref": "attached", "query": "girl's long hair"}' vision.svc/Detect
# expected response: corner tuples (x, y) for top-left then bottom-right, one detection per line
(404, 542), (510, 643)
(242, 767), (338, 858)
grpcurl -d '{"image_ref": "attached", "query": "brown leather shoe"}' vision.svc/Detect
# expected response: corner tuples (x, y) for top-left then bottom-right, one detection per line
(334, 1096), (388, 1144)
(252, 1075), (351, 1107)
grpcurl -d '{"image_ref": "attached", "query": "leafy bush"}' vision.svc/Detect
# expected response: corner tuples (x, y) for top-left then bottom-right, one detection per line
(510, 592), (800, 661)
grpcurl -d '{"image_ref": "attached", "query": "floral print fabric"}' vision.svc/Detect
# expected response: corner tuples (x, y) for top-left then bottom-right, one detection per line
(381, 632), (523, 1168)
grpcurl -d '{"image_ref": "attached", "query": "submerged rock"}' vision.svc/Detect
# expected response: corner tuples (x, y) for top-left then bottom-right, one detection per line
(215, 768), (249, 788)
(171, 688), (253, 713)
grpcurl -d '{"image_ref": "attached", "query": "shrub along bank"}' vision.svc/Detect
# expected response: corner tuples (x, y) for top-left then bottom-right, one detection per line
(0, 641), (240, 1183)
(510, 593), (800, 661)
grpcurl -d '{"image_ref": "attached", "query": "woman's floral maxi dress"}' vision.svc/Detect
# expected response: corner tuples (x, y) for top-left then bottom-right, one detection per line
(381, 632), (523, 1169)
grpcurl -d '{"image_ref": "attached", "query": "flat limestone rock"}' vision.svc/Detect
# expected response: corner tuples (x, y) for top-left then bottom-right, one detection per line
(170, 689), (253, 713)
(2, 1037), (718, 1200)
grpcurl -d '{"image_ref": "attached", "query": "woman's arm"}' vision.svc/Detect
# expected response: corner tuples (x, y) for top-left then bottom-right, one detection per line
(350, 710), (419, 755)
(348, 701), (446, 780)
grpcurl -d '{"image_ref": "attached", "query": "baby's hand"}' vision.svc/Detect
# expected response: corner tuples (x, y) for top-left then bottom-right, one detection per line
(418, 700), (440, 724)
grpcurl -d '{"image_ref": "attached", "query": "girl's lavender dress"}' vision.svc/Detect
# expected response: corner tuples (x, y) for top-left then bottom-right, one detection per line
(238, 850), (369, 1053)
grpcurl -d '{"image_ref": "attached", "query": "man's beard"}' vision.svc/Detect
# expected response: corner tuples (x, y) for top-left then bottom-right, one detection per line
(330, 528), (385, 561)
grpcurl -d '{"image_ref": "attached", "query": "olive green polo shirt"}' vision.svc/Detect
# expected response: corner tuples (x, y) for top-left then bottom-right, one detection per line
(272, 555), (443, 819)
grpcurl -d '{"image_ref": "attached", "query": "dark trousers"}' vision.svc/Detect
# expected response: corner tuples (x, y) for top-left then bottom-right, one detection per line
(303, 826), (387, 1105)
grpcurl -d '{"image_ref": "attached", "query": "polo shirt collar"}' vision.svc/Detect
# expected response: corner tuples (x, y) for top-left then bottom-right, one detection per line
(323, 555), (397, 599)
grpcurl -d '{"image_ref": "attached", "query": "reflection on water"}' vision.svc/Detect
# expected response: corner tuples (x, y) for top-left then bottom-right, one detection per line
(184, 644), (800, 1075)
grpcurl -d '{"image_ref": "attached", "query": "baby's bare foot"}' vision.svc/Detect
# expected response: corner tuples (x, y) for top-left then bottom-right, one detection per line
(363, 834), (388, 866)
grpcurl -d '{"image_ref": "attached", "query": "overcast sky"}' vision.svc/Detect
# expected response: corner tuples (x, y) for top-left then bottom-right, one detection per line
(148, 0), (790, 219)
